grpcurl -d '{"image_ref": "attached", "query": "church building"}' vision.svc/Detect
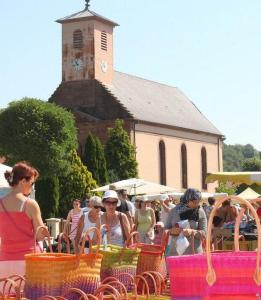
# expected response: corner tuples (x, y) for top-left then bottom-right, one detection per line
(50, 1), (224, 193)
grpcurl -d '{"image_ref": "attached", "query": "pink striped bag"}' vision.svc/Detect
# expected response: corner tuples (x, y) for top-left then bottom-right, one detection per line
(167, 196), (261, 300)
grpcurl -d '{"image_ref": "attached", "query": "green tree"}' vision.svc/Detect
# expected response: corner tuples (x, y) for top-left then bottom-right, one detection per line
(105, 119), (138, 180)
(58, 150), (97, 218)
(223, 143), (260, 171)
(95, 135), (108, 185)
(241, 157), (261, 171)
(83, 133), (108, 185)
(242, 144), (259, 159)
(35, 176), (60, 220)
(0, 98), (77, 178)
(223, 144), (245, 171)
(215, 182), (237, 195)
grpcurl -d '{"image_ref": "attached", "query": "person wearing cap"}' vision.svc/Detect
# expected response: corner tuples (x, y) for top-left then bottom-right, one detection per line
(165, 188), (207, 256)
(159, 194), (175, 226)
(96, 190), (131, 246)
(134, 196), (156, 244)
(75, 196), (103, 254)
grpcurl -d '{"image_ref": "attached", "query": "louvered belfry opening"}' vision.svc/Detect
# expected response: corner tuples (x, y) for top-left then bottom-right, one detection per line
(73, 29), (83, 49)
(101, 31), (107, 51)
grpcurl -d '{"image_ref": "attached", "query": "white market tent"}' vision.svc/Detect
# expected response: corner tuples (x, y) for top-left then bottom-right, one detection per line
(146, 191), (228, 202)
(91, 178), (179, 195)
(237, 187), (260, 200)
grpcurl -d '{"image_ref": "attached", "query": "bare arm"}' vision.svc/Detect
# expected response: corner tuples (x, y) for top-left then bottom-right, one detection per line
(74, 215), (84, 254)
(148, 208), (156, 232)
(27, 199), (45, 240)
(161, 200), (171, 213)
(64, 210), (72, 234)
(121, 213), (131, 241)
(134, 210), (139, 228)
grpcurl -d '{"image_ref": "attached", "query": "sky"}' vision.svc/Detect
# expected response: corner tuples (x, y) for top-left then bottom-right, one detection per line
(0, 1), (261, 151)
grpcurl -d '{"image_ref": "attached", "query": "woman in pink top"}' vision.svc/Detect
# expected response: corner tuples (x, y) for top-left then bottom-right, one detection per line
(0, 161), (44, 279)
(64, 199), (83, 252)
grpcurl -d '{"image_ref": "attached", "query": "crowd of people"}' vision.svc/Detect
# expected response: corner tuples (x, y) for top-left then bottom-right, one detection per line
(1, 161), (259, 281)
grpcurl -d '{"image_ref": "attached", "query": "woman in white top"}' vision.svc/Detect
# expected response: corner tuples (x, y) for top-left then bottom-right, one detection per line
(75, 196), (103, 254)
(96, 190), (130, 247)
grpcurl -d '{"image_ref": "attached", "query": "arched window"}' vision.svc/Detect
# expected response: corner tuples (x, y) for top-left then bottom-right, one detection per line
(181, 144), (188, 189)
(159, 140), (166, 185)
(201, 147), (207, 190)
(73, 30), (83, 49)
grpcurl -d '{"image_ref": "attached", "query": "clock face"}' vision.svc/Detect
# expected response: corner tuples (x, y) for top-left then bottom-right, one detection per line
(101, 60), (108, 73)
(72, 58), (84, 71)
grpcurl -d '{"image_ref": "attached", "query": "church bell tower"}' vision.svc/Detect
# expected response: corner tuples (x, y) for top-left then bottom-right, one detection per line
(56, 0), (118, 85)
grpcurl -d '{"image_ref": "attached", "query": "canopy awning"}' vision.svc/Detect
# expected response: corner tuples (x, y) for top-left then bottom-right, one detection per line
(91, 178), (179, 195)
(206, 172), (261, 186)
(237, 187), (261, 199)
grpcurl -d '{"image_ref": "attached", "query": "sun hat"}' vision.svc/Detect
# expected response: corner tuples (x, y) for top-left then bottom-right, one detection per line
(102, 190), (121, 207)
(160, 194), (169, 201)
(140, 195), (149, 202)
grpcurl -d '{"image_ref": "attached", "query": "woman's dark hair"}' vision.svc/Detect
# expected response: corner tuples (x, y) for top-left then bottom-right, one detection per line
(208, 197), (215, 206)
(139, 201), (146, 209)
(4, 161), (39, 187)
(222, 199), (231, 207)
(72, 199), (81, 205)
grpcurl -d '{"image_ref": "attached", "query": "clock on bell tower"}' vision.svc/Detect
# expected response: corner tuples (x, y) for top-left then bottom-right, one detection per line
(56, 0), (118, 85)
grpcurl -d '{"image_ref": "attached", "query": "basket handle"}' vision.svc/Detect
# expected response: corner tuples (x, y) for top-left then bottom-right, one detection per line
(206, 195), (261, 286)
(93, 284), (121, 300)
(144, 271), (166, 294)
(124, 230), (140, 247)
(38, 297), (58, 300)
(85, 295), (99, 300)
(2, 278), (21, 300)
(58, 232), (71, 253)
(160, 230), (170, 252)
(104, 280), (128, 299)
(80, 226), (101, 255)
(62, 287), (89, 300)
(34, 225), (53, 253)
(233, 206), (247, 251)
(140, 271), (159, 295)
(134, 275), (150, 300)
(101, 277), (118, 284)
